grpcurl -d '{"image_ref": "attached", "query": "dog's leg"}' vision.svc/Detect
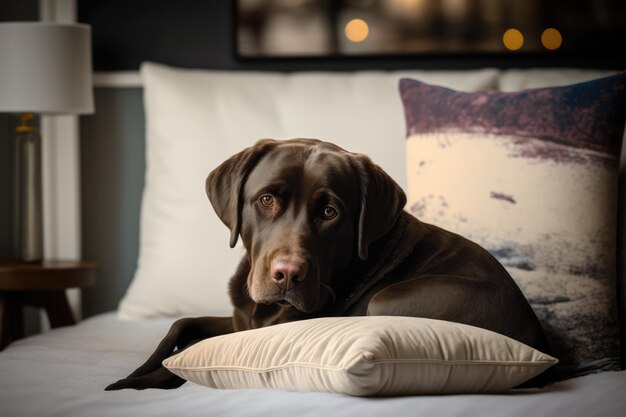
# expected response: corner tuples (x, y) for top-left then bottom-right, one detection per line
(105, 316), (234, 390)
(367, 274), (554, 387)
(366, 274), (544, 351)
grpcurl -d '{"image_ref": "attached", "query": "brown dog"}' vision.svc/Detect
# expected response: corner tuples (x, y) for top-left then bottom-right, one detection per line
(107, 138), (550, 390)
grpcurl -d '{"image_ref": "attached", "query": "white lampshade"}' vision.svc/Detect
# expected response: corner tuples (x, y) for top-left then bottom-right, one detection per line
(0, 22), (94, 114)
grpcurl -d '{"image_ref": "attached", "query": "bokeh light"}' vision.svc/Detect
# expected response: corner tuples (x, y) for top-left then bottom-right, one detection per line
(345, 19), (369, 43)
(502, 28), (524, 51)
(541, 28), (562, 50)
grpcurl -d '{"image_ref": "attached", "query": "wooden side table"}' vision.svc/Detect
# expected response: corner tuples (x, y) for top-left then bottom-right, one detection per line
(0, 260), (97, 351)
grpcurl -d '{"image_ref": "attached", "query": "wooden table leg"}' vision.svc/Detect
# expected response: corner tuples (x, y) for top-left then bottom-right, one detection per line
(44, 290), (76, 328)
(0, 292), (24, 351)
(23, 290), (76, 328)
(0, 293), (7, 350)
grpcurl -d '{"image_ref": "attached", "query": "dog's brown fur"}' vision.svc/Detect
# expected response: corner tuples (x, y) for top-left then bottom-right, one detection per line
(107, 138), (551, 390)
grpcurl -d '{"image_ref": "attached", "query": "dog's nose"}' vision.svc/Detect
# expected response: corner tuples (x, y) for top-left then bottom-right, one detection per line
(271, 256), (307, 291)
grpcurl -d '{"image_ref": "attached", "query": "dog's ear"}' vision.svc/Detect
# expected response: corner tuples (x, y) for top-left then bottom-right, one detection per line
(206, 139), (278, 247)
(355, 154), (407, 260)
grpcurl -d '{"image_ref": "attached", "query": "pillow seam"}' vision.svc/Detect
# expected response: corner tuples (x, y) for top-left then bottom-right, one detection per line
(165, 358), (555, 373)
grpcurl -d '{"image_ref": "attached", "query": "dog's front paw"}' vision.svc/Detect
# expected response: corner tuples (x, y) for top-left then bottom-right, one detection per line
(105, 368), (186, 391)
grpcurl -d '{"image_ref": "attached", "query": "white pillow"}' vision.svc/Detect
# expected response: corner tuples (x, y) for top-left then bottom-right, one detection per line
(498, 68), (616, 91)
(118, 62), (499, 319)
(162, 316), (557, 396)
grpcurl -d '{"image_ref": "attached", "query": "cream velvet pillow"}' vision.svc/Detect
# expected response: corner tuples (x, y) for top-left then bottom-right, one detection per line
(162, 316), (557, 396)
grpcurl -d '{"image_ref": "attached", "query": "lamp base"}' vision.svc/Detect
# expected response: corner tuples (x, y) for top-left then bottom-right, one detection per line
(13, 113), (43, 263)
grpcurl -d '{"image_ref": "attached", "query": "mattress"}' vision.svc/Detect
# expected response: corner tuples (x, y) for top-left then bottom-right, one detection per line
(0, 312), (624, 417)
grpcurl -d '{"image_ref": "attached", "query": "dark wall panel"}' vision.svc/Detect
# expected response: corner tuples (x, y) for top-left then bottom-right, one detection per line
(75, 0), (625, 318)
(0, 0), (39, 260)
(0, 115), (14, 259)
(80, 89), (145, 316)
(0, 0), (42, 335)
(78, 0), (626, 72)
(79, 0), (235, 71)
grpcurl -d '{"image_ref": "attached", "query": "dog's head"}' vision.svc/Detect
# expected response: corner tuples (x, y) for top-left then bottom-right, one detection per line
(206, 138), (405, 313)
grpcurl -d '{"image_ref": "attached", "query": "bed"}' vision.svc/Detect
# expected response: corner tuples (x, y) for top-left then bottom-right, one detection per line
(1, 65), (625, 416)
(0, 312), (625, 417)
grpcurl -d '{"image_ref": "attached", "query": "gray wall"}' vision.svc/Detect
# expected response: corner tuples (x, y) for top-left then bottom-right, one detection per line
(4, 1), (624, 322)
(0, 114), (15, 259)
(0, 1), (42, 335)
(80, 89), (145, 316)
(0, 1), (145, 317)
(79, 0), (625, 72)
(0, 0), (39, 259)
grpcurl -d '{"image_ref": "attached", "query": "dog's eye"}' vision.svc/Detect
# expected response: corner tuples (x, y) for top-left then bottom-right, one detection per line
(260, 194), (274, 207)
(322, 206), (338, 220)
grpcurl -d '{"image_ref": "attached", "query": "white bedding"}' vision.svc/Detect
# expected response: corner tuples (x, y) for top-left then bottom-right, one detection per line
(0, 313), (624, 417)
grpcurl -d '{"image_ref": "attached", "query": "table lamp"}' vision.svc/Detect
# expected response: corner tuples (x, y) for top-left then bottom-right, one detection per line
(0, 22), (94, 263)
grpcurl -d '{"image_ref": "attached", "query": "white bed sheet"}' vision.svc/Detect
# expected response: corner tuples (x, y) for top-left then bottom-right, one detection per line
(0, 312), (624, 417)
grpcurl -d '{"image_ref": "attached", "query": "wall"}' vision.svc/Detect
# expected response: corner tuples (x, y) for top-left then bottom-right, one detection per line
(0, 114), (15, 260)
(0, 0), (41, 335)
(0, 1), (39, 260)
(79, 0), (625, 72)
(80, 89), (145, 316)
(76, 0), (626, 318)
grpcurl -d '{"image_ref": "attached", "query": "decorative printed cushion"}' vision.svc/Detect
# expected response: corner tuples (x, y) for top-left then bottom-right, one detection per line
(162, 316), (557, 396)
(399, 73), (626, 375)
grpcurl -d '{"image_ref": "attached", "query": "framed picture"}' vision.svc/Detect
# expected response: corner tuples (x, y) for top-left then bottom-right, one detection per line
(236, 0), (626, 59)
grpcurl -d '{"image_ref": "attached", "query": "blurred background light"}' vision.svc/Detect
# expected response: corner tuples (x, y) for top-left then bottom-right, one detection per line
(502, 28), (524, 51)
(345, 18), (369, 43)
(541, 28), (563, 50)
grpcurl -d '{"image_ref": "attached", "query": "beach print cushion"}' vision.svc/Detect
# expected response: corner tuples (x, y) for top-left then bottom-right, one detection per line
(399, 73), (626, 376)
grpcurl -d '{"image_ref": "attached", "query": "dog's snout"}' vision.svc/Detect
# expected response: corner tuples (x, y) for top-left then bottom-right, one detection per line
(271, 256), (307, 290)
